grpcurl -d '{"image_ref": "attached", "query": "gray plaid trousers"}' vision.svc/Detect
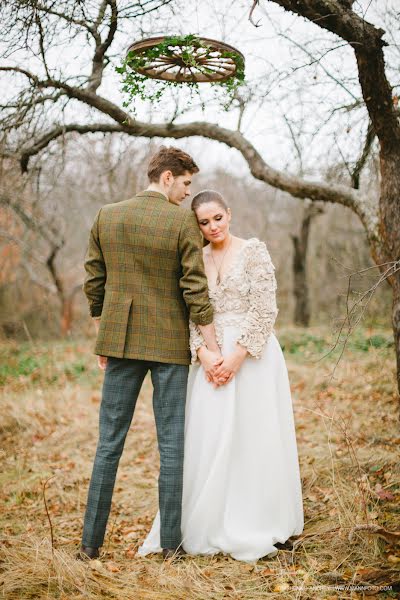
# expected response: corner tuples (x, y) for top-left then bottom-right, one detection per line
(82, 357), (189, 549)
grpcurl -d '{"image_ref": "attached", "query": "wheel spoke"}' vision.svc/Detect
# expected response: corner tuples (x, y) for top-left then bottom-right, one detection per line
(148, 57), (174, 63)
(175, 66), (185, 81)
(148, 63), (179, 76)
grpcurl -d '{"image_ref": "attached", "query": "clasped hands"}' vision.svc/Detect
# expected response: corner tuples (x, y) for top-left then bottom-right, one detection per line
(198, 345), (247, 387)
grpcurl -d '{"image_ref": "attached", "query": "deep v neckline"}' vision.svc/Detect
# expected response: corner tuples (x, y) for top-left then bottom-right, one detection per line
(207, 238), (255, 292)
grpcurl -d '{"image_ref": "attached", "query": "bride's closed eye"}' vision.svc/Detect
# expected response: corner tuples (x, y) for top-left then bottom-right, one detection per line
(199, 215), (223, 225)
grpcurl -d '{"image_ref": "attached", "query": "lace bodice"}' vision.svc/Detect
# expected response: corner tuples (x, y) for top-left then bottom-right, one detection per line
(189, 238), (278, 363)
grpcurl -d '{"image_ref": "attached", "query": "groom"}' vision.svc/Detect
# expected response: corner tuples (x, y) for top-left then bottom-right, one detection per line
(80, 146), (221, 560)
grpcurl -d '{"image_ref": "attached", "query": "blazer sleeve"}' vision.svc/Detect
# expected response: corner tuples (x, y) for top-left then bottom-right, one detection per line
(178, 211), (213, 326)
(83, 208), (107, 317)
(236, 241), (278, 358)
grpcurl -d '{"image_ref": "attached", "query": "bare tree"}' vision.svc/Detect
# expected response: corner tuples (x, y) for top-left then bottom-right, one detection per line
(255, 0), (400, 397)
(1, 1), (400, 398)
(291, 201), (324, 326)
(0, 157), (72, 333)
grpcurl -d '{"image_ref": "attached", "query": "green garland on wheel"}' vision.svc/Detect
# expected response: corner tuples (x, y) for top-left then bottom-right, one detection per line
(116, 34), (245, 112)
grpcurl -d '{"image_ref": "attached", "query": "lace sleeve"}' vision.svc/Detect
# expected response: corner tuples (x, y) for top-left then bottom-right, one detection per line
(236, 241), (278, 359)
(189, 319), (206, 365)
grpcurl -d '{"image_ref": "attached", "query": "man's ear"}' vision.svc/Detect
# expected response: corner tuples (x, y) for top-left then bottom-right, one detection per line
(161, 169), (173, 186)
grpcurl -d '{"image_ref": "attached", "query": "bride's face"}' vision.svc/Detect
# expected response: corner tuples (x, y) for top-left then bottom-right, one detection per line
(195, 201), (231, 243)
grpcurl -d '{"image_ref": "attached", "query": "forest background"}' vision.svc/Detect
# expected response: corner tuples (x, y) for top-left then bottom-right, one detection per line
(1, 1), (399, 599)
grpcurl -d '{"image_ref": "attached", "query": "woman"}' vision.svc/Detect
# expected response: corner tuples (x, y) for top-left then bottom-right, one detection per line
(138, 190), (304, 562)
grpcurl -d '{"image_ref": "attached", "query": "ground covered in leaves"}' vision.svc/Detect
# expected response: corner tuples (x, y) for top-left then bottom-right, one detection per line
(0, 327), (399, 599)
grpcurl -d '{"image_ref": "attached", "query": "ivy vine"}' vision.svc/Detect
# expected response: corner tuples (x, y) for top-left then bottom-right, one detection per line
(116, 34), (245, 112)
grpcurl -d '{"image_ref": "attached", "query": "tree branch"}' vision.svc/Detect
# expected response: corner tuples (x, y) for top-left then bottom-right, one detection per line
(33, 2), (97, 37)
(10, 114), (379, 242)
(0, 66), (39, 83)
(119, 0), (174, 18)
(0, 91), (65, 111)
(46, 244), (65, 300)
(249, 0), (262, 26)
(266, 1), (387, 50)
(0, 189), (60, 247)
(35, 11), (51, 80)
(0, 228), (48, 264)
(88, 0), (118, 92)
(0, 56), (380, 244)
(20, 261), (57, 294)
(266, 1), (400, 152)
(17, 123), (125, 171)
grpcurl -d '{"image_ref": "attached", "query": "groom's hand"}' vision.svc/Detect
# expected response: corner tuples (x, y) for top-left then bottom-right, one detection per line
(97, 355), (108, 370)
(92, 319), (107, 370)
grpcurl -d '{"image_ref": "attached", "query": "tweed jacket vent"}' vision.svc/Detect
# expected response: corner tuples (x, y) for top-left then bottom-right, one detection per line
(83, 191), (214, 364)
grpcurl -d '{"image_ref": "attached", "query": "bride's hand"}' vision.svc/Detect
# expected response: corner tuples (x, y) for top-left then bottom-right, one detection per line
(197, 347), (223, 382)
(213, 345), (248, 385)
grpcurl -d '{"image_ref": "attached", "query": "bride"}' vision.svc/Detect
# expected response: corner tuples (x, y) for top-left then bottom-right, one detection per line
(138, 189), (304, 562)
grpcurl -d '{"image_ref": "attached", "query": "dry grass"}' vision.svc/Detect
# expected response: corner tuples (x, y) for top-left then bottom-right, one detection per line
(0, 328), (399, 599)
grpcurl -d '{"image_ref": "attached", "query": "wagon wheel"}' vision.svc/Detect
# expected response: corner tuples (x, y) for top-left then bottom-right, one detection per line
(126, 36), (244, 83)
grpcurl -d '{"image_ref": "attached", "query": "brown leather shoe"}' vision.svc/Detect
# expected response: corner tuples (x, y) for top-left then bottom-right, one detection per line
(162, 547), (186, 560)
(77, 545), (100, 560)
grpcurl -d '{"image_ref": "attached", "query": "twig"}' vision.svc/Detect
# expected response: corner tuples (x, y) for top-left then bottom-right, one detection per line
(22, 321), (34, 345)
(249, 0), (262, 27)
(301, 404), (374, 526)
(42, 476), (56, 555)
(316, 260), (400, 380)
(349, 524), (400, 545)
(334, 415), (370, 523)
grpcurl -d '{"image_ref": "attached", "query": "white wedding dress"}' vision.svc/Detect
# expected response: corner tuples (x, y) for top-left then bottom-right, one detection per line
(138, 238), (304, 562)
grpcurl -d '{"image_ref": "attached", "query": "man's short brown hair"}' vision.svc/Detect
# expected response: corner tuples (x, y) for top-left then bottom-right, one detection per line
(147, 146), (199, 182)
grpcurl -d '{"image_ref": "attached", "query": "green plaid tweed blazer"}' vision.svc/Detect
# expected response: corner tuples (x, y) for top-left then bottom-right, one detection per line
(83, 191), (213, 365)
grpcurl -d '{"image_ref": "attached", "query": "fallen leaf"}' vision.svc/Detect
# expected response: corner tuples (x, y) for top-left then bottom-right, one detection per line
(260, 568), (274, 576)
(387, 555), (400, 563)
(106, 561), (120, 573)
(89, 559), (103, 572)
(376, 488), (395, 501)
(273, 583), (290, 592)
(306, 493), (318, 502)
(355, 567), (381, 578)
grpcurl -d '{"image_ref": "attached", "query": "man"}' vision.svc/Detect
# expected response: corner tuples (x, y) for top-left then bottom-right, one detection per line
(79, 146), (221, 560)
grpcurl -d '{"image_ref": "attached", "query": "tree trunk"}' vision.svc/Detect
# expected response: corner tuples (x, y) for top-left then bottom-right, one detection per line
(392, 273), (400, 407)
(60, 284), (82, 336)
(292, 229), (310, 327)
(379, 149), (400, 406)
(291, 203), (323, 327)
(60, 296), (72, 337)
